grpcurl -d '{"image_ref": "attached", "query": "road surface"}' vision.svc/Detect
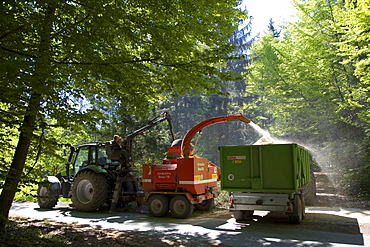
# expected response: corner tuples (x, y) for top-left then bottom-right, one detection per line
(9, 202), (370, 246)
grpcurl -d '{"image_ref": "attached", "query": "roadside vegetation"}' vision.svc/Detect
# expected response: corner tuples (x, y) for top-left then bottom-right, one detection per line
(1, 0), (369, 237)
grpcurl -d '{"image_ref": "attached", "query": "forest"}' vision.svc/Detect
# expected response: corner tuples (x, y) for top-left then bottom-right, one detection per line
(0, 0), (369, 230)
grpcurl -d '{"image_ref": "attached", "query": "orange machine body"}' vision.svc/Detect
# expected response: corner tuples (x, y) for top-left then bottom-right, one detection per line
(142, 113), (250, 197)
(142, 156), (220, 195)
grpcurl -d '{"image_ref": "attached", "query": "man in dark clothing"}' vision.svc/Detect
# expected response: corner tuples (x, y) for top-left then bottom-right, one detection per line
(110, 135), (122, 161)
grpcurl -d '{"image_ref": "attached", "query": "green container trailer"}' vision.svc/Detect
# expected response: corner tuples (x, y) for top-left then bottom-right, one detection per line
(219, 143), (312, 224)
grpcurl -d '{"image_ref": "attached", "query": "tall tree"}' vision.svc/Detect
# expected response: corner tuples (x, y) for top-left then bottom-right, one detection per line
(159, 16), (256, 165)
(267, 18), (281, 38)
(0, 0), (245, 229)
(246, 0), (370, 198)
(333, 0), (370, 198)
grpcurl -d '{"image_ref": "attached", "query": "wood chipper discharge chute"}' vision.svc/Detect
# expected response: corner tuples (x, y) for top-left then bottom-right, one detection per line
(142, 113), (252, 218)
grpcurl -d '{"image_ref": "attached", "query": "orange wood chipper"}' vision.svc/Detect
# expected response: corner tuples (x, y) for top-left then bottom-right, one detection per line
(142, 113), (251, 218)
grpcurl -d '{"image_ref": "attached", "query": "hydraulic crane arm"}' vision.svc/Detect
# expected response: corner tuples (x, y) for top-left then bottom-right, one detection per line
(125, 111), (175, 142)
(181, 113), (251, 158)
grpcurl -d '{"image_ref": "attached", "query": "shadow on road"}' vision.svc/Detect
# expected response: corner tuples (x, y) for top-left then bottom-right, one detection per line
(10, 202), (366, 247)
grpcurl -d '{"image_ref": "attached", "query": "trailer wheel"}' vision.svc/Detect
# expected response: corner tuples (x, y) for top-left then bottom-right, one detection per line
(303, 171), (316, 205)
(71, 170), (108, 211)
(233, 210), (254, 221)
(195, 198), (214, 211)
(289, 195), (303, 224)
(37, 185), (59, 209)
(147, 195), (169, 217)
(170, 196), (194, 218)
(300, 194), (306, 220)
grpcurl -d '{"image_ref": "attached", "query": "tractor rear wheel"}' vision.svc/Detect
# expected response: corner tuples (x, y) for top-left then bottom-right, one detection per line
(71, 170), (108, 211)
(170, 196), (194, 218)
(37, 185), (58, 209)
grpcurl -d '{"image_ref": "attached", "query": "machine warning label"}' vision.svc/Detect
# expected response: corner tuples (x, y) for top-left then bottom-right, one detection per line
(227, 156), (246, 160)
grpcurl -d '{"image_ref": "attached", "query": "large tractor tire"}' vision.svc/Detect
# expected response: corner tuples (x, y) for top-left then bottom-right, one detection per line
(71, 170), (108, 211)
(37, 185), (59, 209)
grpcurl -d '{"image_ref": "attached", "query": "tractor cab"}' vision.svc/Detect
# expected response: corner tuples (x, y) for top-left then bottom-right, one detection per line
(68, 142), (122, 176)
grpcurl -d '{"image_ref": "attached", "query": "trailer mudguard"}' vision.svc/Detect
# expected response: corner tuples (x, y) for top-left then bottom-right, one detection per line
(46, 176), (62, 197)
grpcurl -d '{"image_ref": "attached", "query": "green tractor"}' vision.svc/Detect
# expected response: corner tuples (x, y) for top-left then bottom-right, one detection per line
(37, 112), (175, 212)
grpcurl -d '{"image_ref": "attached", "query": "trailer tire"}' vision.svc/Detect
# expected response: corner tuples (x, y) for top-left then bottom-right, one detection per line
(170, 196), (194, 218)
(37, 185), (59, 209)
(303, 171), (316, 205)
(71, 170), (108, 211)
(289, 195), (303, 224)
(233, 210), (254, 221)
(195, 198), (214, 211)
(147, 195), (169, 217)
(300, 194), (306, 220)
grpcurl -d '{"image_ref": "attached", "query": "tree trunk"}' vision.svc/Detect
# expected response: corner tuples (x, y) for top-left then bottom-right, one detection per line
(0, 4), (55, 231)
(0, 94), (41, 230)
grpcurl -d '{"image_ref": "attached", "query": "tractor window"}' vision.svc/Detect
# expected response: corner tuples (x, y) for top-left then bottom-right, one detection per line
(74, 146), (89, 172)
(97, 146), (109, 166)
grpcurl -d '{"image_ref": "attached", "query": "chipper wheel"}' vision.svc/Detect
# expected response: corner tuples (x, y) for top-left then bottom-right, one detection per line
(37, 185), (59, 209)
(147, 195), (169, 217)
(170, 196), (194, 219)
(71, 170), (108, 211)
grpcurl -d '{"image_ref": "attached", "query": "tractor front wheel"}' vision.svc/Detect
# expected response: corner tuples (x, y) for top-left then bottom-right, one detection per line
(37, 185), (59, 209)
(71, 170), (108, 211)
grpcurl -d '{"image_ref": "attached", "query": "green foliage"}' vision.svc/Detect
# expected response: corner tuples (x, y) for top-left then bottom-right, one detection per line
(246, 0), (370, 199)
(334, 0), (370, 132)
(156, 17), (255, 165)
(0, 0), (247, 229)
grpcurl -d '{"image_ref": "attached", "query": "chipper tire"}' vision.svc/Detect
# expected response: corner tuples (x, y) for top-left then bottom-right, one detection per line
(195, 198), (214, 211)
(71, 170), (108, 211)
(170, 196), (194, 219)
(37, 185), (59, 209)
(147, 195), (169, 217)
